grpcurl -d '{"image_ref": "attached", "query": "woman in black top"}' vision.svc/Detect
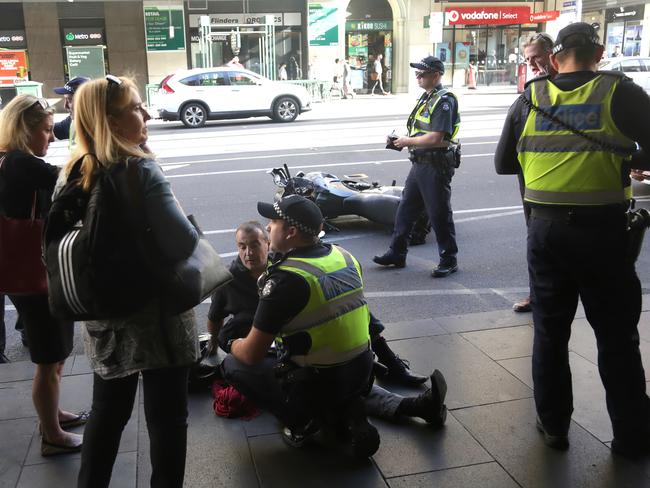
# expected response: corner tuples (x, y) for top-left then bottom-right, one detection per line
(0, 95), (83, 456)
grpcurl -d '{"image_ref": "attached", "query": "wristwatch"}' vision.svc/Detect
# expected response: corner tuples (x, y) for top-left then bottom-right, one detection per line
(227, 338), (238, 351)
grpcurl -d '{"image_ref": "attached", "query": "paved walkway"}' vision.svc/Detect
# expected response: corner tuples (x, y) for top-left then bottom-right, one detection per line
(2, 303), (650, 488)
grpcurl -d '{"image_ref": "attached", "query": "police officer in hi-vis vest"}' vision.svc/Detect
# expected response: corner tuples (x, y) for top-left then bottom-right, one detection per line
(221, 195), (380, 458)
(374, 56), (461, 277)
(495, 22), (650, 456)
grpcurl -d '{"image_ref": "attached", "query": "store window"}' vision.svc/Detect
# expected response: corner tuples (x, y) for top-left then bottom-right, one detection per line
(442, 25), (533, 87)
(605, 5), (645, 58)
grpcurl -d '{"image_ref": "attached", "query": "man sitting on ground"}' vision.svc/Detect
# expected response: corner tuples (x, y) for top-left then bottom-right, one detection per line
(211, 219), (447, 428)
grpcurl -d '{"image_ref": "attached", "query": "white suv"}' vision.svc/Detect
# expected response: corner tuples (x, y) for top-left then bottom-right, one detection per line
(155, 67), (311, 128)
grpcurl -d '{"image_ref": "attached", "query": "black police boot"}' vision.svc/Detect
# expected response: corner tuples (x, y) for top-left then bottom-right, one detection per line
(372, 250), (406, 268)
(397, 370), (448, 427)
(282, 419), (321, 448)
(536, 417), (569, 450)
(372, 336), (427, 386)
(431, 259), (458, 278)
(341, 398), (380, 459)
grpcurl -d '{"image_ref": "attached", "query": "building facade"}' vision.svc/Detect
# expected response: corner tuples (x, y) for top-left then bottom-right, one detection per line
(1, 0), (650, 106)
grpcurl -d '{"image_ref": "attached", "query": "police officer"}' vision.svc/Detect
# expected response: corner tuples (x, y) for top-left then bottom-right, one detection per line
(221, 195), (380, 458)
(495, 22), (650, 456)
(374, 56), (460, 277)
(52, 76), (90, 147)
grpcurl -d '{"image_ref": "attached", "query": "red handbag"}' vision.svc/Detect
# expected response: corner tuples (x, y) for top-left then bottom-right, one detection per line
(0, 159), (47, 295)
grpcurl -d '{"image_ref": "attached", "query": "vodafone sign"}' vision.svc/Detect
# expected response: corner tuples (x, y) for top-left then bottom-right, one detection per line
(445, 7), (531, 25)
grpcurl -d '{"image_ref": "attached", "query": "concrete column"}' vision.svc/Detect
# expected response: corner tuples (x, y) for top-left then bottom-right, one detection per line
(393, 16), (408, 93)
(104, 1), (148, 96)
(23, 2), (65, 97)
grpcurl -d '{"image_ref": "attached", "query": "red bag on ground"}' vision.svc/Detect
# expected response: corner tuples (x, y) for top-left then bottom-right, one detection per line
(211, 380), (261, 420)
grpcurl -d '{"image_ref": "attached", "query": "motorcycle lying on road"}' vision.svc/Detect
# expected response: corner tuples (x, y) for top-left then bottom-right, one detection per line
(268, 165), (430, 244)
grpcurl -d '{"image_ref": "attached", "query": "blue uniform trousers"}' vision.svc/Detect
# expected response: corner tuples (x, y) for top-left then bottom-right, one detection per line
(390, 158), (458, 262)
(528, 208), (650, 441)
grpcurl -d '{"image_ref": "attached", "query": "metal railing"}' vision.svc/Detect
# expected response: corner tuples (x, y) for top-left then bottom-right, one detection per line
(279, 80), (334, 102)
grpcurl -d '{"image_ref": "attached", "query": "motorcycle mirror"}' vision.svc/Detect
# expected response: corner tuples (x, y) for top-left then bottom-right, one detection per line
(344, 173), (369, 179)
(272, 173), (287, 187)
(283, 163), (291, 179)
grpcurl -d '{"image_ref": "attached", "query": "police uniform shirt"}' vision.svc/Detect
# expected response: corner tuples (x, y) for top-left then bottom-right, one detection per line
(208, 257), (262, 334)
(253, 243), (332, 335)
(495, 71), (650, 176)
(412, 84), (459, 138)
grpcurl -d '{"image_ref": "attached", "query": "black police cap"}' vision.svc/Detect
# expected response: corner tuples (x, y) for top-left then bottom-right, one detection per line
(553, 22), (601, 55)
(257, 195), (323, 236)
(410, 56), (445, 74)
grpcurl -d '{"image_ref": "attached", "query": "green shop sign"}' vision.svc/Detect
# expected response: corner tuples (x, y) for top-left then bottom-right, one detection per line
(309, 4), (338, 46)
(345, 20), (393, 31)
(65, 46), (106, 79)
(145, 6), (186, 51)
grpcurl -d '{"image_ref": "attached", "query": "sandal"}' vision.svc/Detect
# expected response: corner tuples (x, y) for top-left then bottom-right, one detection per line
(59, 411), (90, 429)
(41, 439), (83, 457)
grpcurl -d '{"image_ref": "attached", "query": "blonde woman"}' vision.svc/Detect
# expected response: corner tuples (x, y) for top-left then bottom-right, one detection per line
(70, 76), (199, 488)
(0, 95), (85, 455)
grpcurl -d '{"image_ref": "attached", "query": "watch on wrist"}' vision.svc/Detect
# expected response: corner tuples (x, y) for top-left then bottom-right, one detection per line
(227, 338), (237, 351)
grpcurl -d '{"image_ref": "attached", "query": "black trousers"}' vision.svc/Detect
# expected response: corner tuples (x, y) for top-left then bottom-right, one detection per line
(78, 367), (190, 488)
(528, 211), (649, 440)
(222, 350), (374, 430)
(390, 160), (458, 262)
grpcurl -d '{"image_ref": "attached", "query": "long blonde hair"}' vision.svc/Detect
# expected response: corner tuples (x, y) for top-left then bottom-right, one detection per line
(67, 76), (151, 191)
(0, 95), (54, 155)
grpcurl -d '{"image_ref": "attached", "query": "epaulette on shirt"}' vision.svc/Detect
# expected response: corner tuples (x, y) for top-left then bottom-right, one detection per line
(524, 73), (552, 89)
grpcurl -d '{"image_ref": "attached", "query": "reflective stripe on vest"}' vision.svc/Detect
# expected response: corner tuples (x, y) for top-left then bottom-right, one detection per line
(517, 74), (635, 206)
(277, 245), (370, 367)
(408, 89), (461, 140)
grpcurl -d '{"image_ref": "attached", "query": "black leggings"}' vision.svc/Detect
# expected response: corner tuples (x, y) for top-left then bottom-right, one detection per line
(78, 367), (190, 488)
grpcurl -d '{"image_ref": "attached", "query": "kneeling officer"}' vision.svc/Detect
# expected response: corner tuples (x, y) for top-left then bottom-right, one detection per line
(222, 195), (379, 458)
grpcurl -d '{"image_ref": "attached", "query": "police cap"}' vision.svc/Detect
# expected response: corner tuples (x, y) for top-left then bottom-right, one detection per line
(257, 195), (323, 236)
(410, 56), (445, 74)
(553, 22), (601, 55)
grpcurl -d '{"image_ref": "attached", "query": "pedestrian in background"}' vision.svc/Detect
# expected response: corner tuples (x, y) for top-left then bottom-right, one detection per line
(495, 22), (650, 456)
(374, 56), (460, 278)
(72, 76), (199, 488)
(371, 54), (388, 95)
(342, 57), (354, 99)
(0, 95), (84, 456)
(278, 63), (288, 81)
(52, 76), (90, 149)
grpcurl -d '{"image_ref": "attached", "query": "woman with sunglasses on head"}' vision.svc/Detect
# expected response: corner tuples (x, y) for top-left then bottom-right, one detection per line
(0, 95), (84, 456)
(70, 76), (199, 488)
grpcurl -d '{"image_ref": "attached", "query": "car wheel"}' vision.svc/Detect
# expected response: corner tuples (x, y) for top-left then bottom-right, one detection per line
(272, 97), (299, 122)
(180, 102), (207, 128)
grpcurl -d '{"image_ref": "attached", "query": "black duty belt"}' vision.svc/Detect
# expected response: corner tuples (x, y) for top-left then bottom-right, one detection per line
(530, 204), (628, 226)
(409, 149), (452, 163)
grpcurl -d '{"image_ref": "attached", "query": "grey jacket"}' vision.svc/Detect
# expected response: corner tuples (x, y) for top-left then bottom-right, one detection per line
(84, 158), (200, 379)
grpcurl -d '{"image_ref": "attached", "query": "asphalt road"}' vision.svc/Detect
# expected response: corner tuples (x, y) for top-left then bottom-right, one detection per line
(5, 96), (650, 360)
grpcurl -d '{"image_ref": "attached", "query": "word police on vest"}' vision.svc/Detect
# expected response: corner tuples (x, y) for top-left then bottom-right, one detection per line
(538, 104), (602, 132)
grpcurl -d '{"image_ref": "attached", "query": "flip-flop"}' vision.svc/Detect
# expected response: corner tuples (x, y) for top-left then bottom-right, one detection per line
(59, 411), (90, 429)
(41, 439), (83, 457)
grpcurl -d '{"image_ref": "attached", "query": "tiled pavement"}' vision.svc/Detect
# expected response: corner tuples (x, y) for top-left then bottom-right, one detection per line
(2, 303), (650, 488)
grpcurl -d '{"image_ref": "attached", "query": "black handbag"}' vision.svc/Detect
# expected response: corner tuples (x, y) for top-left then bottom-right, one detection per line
(123, 160), (232, 316)
(157, 215), (232, 316)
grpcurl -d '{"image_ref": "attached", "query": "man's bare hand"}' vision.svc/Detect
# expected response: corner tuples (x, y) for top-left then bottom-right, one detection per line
(631, 169), (650, 181)
(393, 136), (411, 149)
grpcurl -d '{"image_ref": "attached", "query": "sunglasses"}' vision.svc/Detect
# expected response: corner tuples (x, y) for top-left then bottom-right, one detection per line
(105, 74), (123, 111)
(529, 33), (554, 50)
(28, 98), (49, 111)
